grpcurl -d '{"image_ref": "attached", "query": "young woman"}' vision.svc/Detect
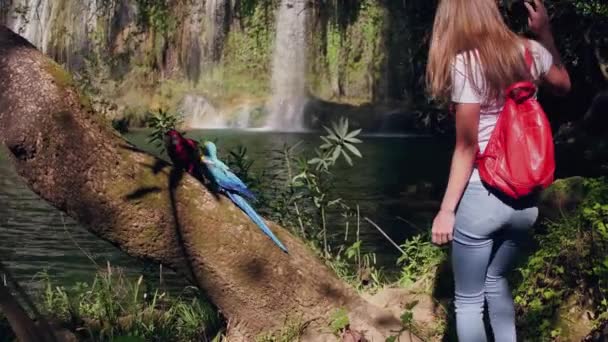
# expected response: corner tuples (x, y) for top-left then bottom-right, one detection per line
(426, 0), (570, 341)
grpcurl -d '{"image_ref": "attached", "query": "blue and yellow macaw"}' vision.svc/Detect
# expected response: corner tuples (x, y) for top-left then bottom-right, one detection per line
(201, 141), (288, 253)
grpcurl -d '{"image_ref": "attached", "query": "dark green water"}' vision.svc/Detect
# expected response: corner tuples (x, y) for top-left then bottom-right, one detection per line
(0, 129), (452, 289)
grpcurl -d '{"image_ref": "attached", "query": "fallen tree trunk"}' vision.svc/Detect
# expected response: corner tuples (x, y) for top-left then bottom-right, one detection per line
(0, 26), (411, 341)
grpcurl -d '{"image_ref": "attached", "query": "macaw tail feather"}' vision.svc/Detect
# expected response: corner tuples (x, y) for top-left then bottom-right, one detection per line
(240, 187), (257, 202)
(226, 192), (288, 253)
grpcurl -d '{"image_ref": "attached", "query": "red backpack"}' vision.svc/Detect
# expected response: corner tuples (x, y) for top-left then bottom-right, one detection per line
(476, 46), (555, 199)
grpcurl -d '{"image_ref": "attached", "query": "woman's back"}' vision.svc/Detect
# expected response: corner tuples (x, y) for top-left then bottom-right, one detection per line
(426, 1), (571, 341)
(451, 39), (555, 181)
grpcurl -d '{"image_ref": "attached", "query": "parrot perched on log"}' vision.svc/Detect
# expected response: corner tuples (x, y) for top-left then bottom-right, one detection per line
(164, 129), (204, 180)
(201, 141), (288, 253)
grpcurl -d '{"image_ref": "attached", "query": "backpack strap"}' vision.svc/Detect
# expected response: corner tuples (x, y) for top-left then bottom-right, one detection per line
(506, 81), (536, 102)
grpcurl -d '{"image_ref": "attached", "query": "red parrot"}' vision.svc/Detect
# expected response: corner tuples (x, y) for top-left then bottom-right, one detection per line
(164, 129), (203, 178)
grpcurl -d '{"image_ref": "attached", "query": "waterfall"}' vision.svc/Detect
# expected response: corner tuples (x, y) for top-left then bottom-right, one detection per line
(266, 0), (309, 131)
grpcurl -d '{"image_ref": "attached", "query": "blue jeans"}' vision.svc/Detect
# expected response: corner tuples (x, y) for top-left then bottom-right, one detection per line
(452, 181), (538, 342)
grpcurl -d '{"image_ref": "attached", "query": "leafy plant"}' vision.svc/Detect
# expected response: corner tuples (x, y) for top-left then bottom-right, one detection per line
(397, 233), (447, 288)
(385, 301), (420, 342)
(147, 108), (183, 152)
(291, 118), (363, 257)
(310, 117), (362, 170)
(329, 308), (350, 336)
(513, 177), (608, 340)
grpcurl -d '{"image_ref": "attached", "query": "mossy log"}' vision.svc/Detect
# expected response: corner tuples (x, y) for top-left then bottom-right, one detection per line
(0, 26), (412, 341)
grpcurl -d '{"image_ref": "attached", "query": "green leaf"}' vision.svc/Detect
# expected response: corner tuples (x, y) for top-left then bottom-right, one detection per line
(385, 336), (398, 342)
(339, 118), (349, 137)
(328, 198), (343, 206)
(341, 149), (353, 166)
(320, 136), (332, 149)
(331, 146), (342, 162)
(345, 241), (362, 259)
(331, 121), (341, 137)
(346, 128), (362, 139)
(330, 308), (350, 334)
(345, 136), (363, 144)
(343, 143), (362, 158)
(323, 126), (340, 142)
(400, 310), (414, 325)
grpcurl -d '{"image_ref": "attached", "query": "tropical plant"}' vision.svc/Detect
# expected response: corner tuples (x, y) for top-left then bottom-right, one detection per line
(146, 108), (183, 152)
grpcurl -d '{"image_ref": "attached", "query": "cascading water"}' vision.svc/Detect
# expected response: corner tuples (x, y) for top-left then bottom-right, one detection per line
(266, 0), (309, 131)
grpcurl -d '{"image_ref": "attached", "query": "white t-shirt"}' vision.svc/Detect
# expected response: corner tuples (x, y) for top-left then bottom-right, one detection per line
(451, 39), (554, 182)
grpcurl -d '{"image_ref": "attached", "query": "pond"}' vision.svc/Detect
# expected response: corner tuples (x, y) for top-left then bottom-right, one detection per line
(0, 129), (453, 290)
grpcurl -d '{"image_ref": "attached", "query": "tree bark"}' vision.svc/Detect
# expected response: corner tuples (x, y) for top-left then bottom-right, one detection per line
(0, 26), (412, 341)
(0, 284), (49, 342)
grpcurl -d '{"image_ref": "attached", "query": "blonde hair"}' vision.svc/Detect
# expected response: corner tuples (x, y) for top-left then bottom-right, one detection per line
(426, 0), (533, 102)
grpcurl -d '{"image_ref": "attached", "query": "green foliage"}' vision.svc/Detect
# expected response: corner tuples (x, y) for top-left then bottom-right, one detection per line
(146, 108), (183, 152)
(314, 0), (386, 102)
(397, 233), (447, 288)
(224, 145), (262, 192)
(220, 0), (275, 97)
(235, 0), (277, 20)
(384, 301), (421, 342)
(289, 118), (364, 261)
(37, 264), (221, 341)
(571, 0), (608, 18)
(135, 0), (174, 34)
(513, 177), (608, 340)
(254, 318), (307, 342)
(313, 117), (363, 168)
(329, 308), (350, 335)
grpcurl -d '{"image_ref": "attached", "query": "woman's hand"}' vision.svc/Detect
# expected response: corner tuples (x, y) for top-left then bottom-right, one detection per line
(524, 0), (571, 95)
(525, 0), (551, 38)
(432, 209), (455, 245)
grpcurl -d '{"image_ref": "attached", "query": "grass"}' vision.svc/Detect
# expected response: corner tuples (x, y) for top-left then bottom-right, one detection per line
(35, 262), (223, 342)
(254, 319), (308, 342)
